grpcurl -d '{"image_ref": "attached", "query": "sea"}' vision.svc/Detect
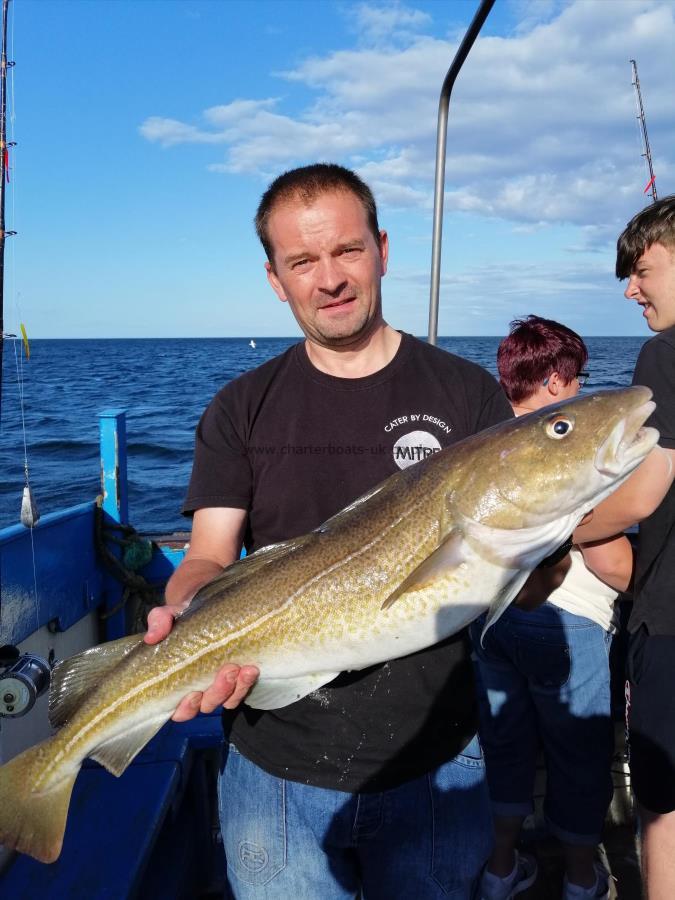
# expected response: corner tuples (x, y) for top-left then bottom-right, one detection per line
(0, 336), (648, 534)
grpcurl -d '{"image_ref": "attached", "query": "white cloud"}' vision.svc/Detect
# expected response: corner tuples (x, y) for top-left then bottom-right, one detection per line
(385, 254), (635, 335)
(203, 99), (279, 127)
(352, 2), (432, 45)
(140, 1), (675, 235)
(138, 117), (223, 147)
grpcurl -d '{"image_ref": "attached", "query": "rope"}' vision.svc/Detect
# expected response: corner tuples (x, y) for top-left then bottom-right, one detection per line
(93, 496), (164, 632)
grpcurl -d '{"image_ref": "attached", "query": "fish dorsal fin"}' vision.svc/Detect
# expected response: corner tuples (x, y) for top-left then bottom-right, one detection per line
(315, 481), (389, 532)
(381, 530), (466, 611)
(49, 634), (144, 729)
(187, 536), (311, 613)
(245, 673), (340, 710)
(89, 713), (169, 776)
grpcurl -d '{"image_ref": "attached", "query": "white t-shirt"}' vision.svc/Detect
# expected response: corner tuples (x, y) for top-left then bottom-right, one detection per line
(548, 547), (619, 633)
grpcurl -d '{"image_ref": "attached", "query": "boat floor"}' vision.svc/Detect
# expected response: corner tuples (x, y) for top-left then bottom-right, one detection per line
(517, 821), (640, 899)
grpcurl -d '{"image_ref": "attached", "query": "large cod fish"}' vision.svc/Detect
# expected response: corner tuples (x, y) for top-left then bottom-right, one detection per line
(0, 387), (658, 863)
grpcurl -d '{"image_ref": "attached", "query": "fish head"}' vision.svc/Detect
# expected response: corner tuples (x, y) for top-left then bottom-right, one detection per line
(446, 385), (658, 563)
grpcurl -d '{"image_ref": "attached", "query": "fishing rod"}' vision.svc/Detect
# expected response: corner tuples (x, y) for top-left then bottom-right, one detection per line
(0, 0), (15, 412)
(630, 59), (657, 203)
(428, 0), (496, 345)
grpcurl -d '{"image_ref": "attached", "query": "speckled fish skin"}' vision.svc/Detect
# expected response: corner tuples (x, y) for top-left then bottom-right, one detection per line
(0, 386), (658, 863)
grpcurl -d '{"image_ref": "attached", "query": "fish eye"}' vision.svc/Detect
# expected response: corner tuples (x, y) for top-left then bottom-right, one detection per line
(545, 415), (574, 439)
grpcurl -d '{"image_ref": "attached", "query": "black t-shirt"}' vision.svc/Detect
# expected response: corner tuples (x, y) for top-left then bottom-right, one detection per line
(184, 332), (512, 791)
(629, 327), (675, 636)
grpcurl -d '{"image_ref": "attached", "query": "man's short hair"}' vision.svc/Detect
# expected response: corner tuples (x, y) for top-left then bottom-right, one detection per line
(255, 163), (380, 266)
(616, 195), (675, 279)
(497, 315), (588, 405)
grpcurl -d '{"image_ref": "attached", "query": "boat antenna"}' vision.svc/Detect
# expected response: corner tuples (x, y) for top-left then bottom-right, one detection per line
(630, 59), (657, 203)
(428, 0), (496, 345)
(0, 0), (16, 411)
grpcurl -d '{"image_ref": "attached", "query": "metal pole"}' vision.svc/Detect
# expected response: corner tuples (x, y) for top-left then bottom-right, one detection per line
(630, 59), (657, 203)
(428, 0), (495, 345)
(0, 0), (9, 410)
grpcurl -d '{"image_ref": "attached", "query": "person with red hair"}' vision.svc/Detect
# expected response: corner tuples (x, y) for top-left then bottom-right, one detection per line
(473, 316), (633, 900)
(496, 316), (588, 415)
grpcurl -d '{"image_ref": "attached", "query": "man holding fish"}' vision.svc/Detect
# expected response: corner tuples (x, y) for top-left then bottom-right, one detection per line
(150, 163), (513, 897)
(144, 166), (670, 899)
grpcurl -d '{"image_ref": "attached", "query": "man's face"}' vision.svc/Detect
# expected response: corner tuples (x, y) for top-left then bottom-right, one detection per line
(264, 190), (388, 348)
(624, 242), (675, 332)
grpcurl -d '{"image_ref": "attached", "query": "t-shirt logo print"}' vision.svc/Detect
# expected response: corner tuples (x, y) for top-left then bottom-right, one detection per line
(392, 430), (442, 470)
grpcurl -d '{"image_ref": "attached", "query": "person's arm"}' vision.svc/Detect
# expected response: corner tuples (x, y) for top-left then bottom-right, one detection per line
(145, 506), (260, 722)
(572, 445), (674, 543)
(513, 555), (572, 610)
(578, 533), (634, 593)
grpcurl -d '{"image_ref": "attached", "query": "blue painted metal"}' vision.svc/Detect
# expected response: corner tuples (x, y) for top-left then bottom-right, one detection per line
(99, 409), (129, 525)
(0, 502), (104, 645)
(98, 409), (129, 639)
(0, 502), (189, 647)
(140, 542), (189, 582)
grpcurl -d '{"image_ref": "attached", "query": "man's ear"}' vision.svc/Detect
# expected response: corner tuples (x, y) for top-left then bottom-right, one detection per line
(379, 230), (389, 277)
(265, 261), (288, 303)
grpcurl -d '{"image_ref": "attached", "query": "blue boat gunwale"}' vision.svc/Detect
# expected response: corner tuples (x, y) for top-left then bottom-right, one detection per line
(0, 500), (95, 544)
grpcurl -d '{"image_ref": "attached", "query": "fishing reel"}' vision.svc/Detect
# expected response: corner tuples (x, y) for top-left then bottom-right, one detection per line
(0, 647), (51, 718)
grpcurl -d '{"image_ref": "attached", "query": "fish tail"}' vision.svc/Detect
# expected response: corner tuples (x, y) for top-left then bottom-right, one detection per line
(0, 740), (77, 863)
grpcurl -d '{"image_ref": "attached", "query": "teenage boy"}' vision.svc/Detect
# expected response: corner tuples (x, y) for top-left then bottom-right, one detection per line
(616, 195), (675, 900)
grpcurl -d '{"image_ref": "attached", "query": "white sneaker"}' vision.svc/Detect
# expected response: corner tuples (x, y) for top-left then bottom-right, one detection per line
(562, 862), (611, 900)
(480, 851), (538, 900)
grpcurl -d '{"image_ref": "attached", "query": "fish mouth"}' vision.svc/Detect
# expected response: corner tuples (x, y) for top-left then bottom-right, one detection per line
(595, 393), (659, 476)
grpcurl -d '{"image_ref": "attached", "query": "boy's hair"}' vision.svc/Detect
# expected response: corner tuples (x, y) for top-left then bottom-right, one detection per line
(497, 315), (588, 404)
(616, 195), (675, 279)
(255, 163), (380, 266)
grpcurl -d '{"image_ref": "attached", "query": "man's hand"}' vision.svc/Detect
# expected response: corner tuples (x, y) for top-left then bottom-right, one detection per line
(573, 445), (675, 543)
(145, 604), (260, 722)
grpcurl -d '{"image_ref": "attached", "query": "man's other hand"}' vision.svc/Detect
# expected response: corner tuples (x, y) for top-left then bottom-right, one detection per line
(171, 663), (260, 721)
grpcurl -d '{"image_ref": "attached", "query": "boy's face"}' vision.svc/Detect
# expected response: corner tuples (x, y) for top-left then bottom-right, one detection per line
(624, 242), (675, 332)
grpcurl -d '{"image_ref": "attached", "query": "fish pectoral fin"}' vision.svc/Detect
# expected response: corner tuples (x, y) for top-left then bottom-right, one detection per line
(245, 673), (341, 710)
(89, 714), (169, 777)
(479, 569), (531, 645)
(49, 634), (145, 729)
(381, 531), (466, 610)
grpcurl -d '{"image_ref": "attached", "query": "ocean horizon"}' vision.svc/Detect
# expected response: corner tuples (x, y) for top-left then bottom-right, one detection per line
(1, 335), (649, 534)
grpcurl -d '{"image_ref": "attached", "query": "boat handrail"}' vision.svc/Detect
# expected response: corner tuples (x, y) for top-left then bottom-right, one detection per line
(428, 0), (495, 345)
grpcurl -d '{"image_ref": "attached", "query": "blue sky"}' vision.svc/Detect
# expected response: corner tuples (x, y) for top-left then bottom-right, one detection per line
(4, 0), (675, 339)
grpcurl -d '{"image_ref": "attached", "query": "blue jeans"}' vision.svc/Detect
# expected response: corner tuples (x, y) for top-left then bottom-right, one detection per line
(218, 737), (493, 899)
(469, 603), (614, 845)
